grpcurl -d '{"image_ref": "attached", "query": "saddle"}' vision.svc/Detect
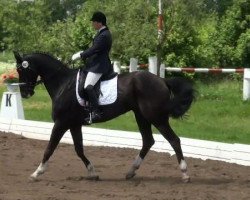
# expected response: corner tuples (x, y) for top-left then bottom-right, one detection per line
(78, 69), (118, 101)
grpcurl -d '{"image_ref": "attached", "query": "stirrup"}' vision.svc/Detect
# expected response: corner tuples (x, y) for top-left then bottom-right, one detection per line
(87, 112), (93, 124)
(85, 110), (102, 124)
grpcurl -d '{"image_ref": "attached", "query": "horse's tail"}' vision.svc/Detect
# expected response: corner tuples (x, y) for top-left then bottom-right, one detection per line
(164, 77), (195, 118)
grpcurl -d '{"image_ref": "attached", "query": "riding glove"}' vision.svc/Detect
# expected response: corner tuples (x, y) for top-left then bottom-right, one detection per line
(72, 51), (83, 61)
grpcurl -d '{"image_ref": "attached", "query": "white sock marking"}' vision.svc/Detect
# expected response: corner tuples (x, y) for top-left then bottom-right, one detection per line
(30, 162), (48, 178)
(180, 159), (187, 172)
(133, 155), (143, 169)
(87, 163), (96, 177)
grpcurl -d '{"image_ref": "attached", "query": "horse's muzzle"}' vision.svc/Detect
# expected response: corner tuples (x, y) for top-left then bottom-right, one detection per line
(21, 90), (35, 98)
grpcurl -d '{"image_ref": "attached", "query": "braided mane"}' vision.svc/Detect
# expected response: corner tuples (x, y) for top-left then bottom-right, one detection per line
(27, 51), (70, 68)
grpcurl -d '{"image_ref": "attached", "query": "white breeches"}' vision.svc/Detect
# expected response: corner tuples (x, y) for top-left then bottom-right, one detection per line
(84, 72), (102, 88)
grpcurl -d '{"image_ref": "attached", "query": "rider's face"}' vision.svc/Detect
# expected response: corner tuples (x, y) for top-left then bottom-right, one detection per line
(92, 21), (102, 30)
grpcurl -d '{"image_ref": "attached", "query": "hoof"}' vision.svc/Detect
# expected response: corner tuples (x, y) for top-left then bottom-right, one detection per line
(182, 175), (190, 183)
(126, 172), (136, 180)
(86, 175), (99, 181)
(28, 175), (39, 182)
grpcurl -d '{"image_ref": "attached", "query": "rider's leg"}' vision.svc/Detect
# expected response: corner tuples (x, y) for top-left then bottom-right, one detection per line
(84, 72), (102, 121)
(84, 72), (102, 89)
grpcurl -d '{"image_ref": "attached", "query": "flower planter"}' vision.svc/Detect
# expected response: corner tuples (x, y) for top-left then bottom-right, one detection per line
(5, 83), (20, 92)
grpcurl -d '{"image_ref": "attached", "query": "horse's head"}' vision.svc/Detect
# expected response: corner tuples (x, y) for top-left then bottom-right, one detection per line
(13, 51), (39, 98)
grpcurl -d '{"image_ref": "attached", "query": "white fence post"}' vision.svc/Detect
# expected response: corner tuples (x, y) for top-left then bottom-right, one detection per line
(160, 63), (165, 78)
(148, 56), (157, 75)
(243, 68), (250, 100)
(113, 61), (121, 74)
(129, 58), (138, 72)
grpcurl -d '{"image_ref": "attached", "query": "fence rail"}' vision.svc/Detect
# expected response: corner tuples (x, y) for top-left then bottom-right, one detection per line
(113, 57), (250, 100)
(165, 67), (244, 74)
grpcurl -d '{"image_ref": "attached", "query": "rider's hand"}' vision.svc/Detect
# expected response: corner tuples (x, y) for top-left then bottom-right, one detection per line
(71, 51), (83, 61)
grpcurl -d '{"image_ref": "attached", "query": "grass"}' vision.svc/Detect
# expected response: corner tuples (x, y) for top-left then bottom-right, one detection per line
(0, 78), (250, 144)
(186, 79), (250, 142)
(22, 86), (53, 122)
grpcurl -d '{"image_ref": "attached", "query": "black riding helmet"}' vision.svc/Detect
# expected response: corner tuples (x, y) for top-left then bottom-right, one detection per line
(90, 11), (107, 25)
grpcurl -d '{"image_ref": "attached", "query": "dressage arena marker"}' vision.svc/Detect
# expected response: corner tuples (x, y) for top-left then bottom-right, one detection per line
(113, 56), (250, 100)
(1, 118), (250, 166)
(0, 84), (24, 120)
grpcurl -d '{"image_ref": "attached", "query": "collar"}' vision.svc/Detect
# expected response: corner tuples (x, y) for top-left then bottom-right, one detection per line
(98, 26), (107, 33)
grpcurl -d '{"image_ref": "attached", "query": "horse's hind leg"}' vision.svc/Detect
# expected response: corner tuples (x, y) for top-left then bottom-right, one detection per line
(30, 121), (67, 180)
(70, 126), (99, 180)
(154, 121), (190, 183)
(126, 112), (155, 179)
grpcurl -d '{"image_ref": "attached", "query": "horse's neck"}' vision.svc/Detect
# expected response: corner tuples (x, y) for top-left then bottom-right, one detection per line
(44, 69), (71, 99)
(37, 59), (75, 99)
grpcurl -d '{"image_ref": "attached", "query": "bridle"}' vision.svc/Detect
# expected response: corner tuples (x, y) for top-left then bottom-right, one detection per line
(17, 60), (62, 88)
(17, 63), (42, 88)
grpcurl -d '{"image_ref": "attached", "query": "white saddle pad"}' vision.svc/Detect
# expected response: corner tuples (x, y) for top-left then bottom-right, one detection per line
(76, 70), (118, 106)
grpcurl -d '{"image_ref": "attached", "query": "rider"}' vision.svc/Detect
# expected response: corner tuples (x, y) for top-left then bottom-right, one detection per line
(72, 11), (113, 121)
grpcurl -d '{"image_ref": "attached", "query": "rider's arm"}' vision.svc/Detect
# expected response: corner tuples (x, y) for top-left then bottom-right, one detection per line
(80, 34), (108, 59)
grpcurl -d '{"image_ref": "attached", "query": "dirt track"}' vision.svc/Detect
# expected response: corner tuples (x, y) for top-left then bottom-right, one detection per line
(0, 132), (250, 200)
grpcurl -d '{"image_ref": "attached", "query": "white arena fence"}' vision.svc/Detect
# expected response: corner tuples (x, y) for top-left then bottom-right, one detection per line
(113, 56), (250, 100)
(0, 118), (250, 166)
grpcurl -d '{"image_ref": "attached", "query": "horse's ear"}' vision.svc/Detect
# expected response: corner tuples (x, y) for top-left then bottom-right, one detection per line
(13, 51), (22, 63)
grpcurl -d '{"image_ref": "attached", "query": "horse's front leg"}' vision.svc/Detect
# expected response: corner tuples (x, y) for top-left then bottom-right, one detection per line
(30, 121), (68, 180)
(70, 126), (99, 180)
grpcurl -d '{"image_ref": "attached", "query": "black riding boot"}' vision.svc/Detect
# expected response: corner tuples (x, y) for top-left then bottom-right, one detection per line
(85, 85), (102, 122)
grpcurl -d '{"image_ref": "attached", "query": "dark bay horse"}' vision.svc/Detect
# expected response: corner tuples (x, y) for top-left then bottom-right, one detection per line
(14, 52), (195, 182)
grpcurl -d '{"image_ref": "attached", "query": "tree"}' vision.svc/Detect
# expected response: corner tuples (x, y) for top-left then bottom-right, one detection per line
(1, 0), (50, 51)
(160, 0), (202, 67)
(72, 0), (158, 64)
(39, 19), (76, 61)
(0, 2), (6, 50)
(203, 0), (234, 17)
(213, 0), (250, 67)
(43, 0), (86, 22)
(0, 0), (248, 70)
